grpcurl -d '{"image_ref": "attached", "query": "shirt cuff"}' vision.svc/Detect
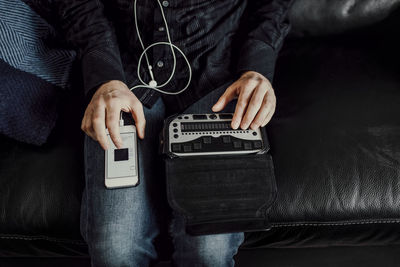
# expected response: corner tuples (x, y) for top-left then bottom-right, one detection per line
(81, 46), (126, 99)
(236, 39), (277, 82)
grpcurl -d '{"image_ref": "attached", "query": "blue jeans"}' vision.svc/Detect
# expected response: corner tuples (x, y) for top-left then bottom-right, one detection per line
(81, 86), (244, 267)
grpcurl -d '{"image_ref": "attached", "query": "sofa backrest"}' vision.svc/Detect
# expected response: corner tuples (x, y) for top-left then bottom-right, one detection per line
(290, 0), (400, 36)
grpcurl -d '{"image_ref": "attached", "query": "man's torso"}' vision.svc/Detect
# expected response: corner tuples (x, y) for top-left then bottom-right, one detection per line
(102, 0), (247, 111)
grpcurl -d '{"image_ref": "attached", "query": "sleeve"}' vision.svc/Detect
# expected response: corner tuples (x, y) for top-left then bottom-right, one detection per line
(236, 0), (293, 82)
(53, 0), (126, 97)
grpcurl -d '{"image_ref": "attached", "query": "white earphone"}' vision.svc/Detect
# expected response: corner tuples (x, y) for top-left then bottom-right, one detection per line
(130, 0), (192, 95)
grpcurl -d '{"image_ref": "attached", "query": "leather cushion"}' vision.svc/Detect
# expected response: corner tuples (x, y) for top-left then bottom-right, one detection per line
(289, 0), (400, 36)
(245, 29), (400, 247)
(1, 20), (400, 253)
(0, 92), (85, 240)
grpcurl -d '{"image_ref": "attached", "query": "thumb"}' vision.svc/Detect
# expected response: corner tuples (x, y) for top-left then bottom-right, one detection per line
(212, 85), (236, 112)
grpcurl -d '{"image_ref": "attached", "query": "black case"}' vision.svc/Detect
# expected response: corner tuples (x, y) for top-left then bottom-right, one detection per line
(160, 115), (277, 235)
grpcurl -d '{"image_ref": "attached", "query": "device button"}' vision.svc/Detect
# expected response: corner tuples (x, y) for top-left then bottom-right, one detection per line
(253, 141), (262, 149)
(193, 142), (202, 150)
(219, 114), (233, 120)
(174, 134), (179, 139)
(222, 136), (231, 144)
(183, 144), (192, 152)
(233, 141), (241, 149)
(173, 123), (177, 127)
(193, 114), (207, 120)
(162, 0), (169, 7)
(209, 114), (217, 120)
(157, 60), (164, 68)
(172, 144), (181, 152)
(244, 142), (252, 150)
(252, 131), (257, 136)
(173, 128), (178, 133)
(203, 136), (212, 144)
(184, 116), (189, 119)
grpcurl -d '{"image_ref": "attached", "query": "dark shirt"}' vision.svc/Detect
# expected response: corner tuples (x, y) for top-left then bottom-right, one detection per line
(54, 0), (292, 112)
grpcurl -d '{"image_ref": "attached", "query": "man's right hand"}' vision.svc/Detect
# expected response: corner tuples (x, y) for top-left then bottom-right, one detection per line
(81, 80), (146, 150)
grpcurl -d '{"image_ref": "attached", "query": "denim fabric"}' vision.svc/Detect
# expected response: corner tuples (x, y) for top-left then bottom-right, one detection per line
(80, 85), (244, 266)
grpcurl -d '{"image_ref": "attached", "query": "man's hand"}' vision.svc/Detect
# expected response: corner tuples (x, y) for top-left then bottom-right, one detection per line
(81, 80), (146, 150)
(212, 71), (276, 130)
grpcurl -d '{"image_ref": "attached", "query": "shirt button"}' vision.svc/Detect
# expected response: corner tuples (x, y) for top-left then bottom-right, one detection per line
(157, 60), (164, 68)
(158, 26), (165, 32)
(162, 1), (169, 7)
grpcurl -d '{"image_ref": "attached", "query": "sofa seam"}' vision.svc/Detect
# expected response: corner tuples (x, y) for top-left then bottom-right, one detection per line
(1, 221), (399, 242)
(0, 234), (86, 245)
(271, 219), (400, 228)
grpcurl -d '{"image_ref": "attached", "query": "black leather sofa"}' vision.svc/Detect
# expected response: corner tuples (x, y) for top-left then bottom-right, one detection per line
(1, 1), (400, 266)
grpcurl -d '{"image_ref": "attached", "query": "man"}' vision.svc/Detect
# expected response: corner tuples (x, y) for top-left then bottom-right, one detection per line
(55, 0), (292, 265)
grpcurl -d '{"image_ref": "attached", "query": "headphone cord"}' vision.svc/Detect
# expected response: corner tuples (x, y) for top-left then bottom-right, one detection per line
(130, 0), (192, 95)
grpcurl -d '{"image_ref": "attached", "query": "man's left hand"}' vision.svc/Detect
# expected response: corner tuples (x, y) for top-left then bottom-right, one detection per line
(212, 71), (276, 130)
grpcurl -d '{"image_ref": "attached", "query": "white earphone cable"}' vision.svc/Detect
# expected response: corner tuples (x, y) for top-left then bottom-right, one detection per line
(130, 0), (192, 95)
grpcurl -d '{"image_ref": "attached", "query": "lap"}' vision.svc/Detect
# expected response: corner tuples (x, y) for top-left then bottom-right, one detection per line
(170, 84), (244, 265)
(81, 85), (243, 264)
(81, 85), (234, 232)
(80, 98), (167, 241)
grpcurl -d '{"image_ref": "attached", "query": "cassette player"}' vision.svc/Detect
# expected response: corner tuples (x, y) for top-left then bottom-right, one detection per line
(161, 113), (269, 157)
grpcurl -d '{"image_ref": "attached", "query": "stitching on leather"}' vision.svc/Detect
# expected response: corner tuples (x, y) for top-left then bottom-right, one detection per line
(2, 221), (399, 243)
(271, 219), (400, 228)
(0, 234), (86, 245)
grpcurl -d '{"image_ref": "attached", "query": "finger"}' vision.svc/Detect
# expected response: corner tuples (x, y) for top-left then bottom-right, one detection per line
(106, 105), (123, 149)
(261, 105), (276, 127)
(231, 82), (256, 129)
(81, 109), (89, 134)
(130, 99), (146, 139)
(92, 105), (109, 150)
(250, 89), (275, 129)
(212, 84), (237, 112)
(249, 95), (270, 130)
(82, 108), (97, 140)
(261, 94), (277, 127)
(86, 124), (97, 141)
(241, 83), (268, 129)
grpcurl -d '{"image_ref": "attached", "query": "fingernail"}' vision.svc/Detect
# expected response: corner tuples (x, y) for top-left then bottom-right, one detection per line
(232, 121), (239, 129)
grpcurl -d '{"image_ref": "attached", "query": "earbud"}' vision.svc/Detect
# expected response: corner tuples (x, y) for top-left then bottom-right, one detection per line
(149, 80), (158, 87)
(147, 65), (157, 87)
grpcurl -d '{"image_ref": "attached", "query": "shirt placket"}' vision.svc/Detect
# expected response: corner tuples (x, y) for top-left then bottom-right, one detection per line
(151, 0), (173, 93)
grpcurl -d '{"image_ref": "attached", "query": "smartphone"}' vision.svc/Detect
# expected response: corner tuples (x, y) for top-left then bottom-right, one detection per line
(104, 125), (139, 189)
